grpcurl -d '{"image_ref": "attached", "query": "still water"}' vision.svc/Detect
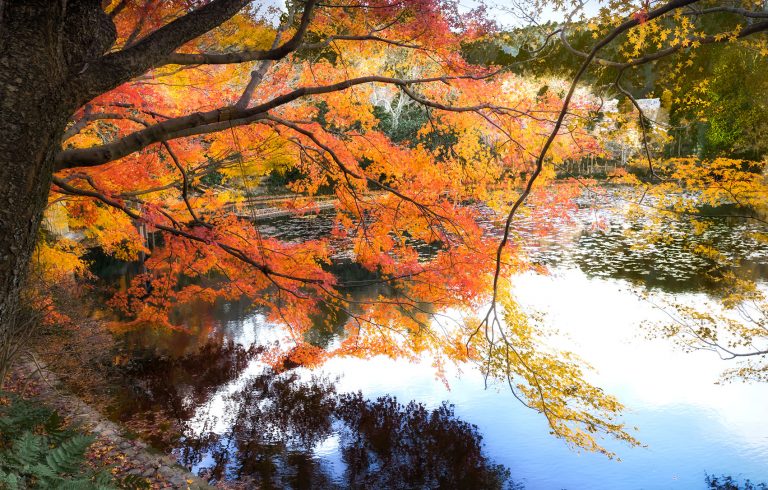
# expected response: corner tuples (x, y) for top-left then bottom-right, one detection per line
(102, 191), (768, 489)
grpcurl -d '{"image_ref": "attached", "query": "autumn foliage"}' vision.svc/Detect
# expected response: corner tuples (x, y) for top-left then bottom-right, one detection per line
(21, 0), (645, 454)
(35, 0), (768, 457)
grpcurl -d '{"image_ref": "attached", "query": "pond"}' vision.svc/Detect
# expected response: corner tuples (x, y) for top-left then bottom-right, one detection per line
(94, 189), (768, 489)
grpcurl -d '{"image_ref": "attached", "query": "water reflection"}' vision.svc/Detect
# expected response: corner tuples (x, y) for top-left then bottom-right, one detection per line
(246, 195), (768, 295)
(107, 341), (262, 447)
(186, 370), (337, 487)
(92, 192), (768, 310)
(515, 194), (768, 293)
(108, 346), (517, 489)
(706, 474), (768, 489)
(184, 371), (517, 489)
(85, 188), (768, 488)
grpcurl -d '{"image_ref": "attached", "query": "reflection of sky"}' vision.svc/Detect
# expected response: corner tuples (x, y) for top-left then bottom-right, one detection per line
(183, 261), (768, 488)
(508, 269), (768, 488)
(312, 427), (346, 481)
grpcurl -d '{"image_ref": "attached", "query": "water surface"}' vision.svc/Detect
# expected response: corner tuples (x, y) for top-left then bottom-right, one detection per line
(97, 191), (768, 488)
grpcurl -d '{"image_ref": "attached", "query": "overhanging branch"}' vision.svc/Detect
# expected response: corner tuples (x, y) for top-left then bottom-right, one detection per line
(56, 73), (496, 169)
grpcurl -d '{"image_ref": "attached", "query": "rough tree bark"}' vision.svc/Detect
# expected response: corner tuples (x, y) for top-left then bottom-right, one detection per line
(0, 0), (252, 379)
(0, 1), (116, 352)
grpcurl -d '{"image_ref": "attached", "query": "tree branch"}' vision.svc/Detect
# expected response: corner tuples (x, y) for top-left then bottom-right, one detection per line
(72, 0), (250, 107)
(684, 6), (768, 18)
(56, 73), (496, 169)
(50, 177), (325, 286)
(475, 0), (703, 347)
(559, 17), (768, 70)
(163, 0), (318, 66)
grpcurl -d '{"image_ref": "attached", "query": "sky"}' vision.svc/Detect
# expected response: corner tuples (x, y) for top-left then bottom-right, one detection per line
(257, 0), (605, 29)
(459, 0), (603, 27)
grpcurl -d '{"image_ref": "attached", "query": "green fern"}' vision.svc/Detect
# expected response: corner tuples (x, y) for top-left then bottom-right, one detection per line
(7, 432), (45, 467)
(0, 392), (119, 489)
(0, 470), (22, 490)
(114, 475), (150, 490)
(44, 435), (94, 475)
(0, 395), (59, 442)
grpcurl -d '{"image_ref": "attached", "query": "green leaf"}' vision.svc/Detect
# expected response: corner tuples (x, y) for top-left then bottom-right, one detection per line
(44, 435), (95, 475)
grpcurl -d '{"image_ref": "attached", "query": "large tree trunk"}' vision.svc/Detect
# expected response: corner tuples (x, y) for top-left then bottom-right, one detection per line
(0, 1), (115, 374)
(0, 1), (249, 381)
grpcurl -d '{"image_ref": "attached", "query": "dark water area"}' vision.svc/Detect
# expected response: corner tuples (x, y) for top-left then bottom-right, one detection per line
(181, 369), (517, 488)
(513, 192), (768, 293)
(108, 341), (518, 488)
(86, 189), (768, 489)
(260, 193), (768, 294)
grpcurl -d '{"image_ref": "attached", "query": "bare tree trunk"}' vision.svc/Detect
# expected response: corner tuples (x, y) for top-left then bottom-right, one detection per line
(0, 1), (115, 381)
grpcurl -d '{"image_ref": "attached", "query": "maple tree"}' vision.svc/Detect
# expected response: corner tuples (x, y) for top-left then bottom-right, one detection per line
(546, 2), (768, 383)
(2, 0), (768, 458)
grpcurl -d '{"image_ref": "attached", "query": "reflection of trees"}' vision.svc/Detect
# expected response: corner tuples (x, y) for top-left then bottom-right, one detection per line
(336, 393), (515, 490)
(521, 188), (768, 294)
(652, 283), (768, 383)
(706, 474), (767, 490)
(93, 204), (636, 457)
(567, 221), (743, 293)
(108, 341), (261, 447)
(305, 261), (393, 349)
(570, 187), (768, 383)
(110, 344), (516, 488)
(185, 371), (337, 488)
(184, 370), (518, 489)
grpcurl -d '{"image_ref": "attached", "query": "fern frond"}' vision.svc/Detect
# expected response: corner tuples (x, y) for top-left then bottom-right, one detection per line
(7, 431), (45, 466)
(44, 435), (95, 475)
